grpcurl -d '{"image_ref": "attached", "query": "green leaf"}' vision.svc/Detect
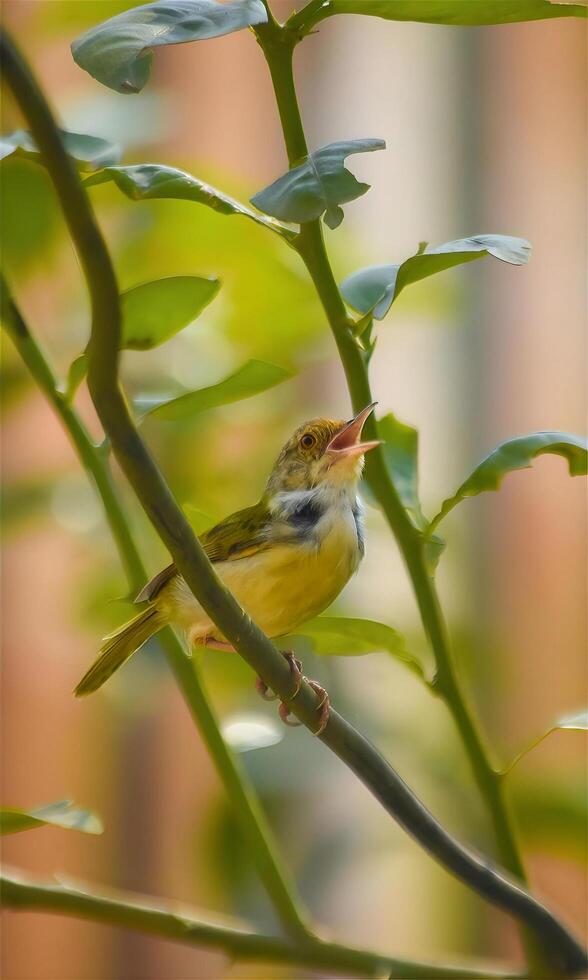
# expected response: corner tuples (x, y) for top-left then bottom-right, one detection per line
(341, 235), (531, 320)
(71, 0), (268, 94)
(376, 413), (445, 573)
(85, 163), (295, 240)
(251, 139), (386, 230)
(287, 616), (424, 680)
(64, 276), (220, 395)
(0, 800), (103, 835)
(121, 275), (220, 350)
(378, 413), (425, 527)
(64, 353), (89, 401)
(0, 158), (60, 273)
(429, 431), (587, 532)
(290, 0), (586, 33)
(135, 359), (292, 420)
(0, 129), (120, 172)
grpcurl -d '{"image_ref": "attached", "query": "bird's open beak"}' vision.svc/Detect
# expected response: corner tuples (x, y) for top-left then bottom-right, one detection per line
(327, 402), (381, 459)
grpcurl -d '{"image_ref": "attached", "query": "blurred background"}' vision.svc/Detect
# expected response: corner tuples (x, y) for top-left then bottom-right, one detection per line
(1, 2), (586, 977)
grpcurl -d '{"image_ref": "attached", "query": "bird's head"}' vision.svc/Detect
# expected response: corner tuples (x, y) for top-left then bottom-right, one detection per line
(266, 403), (380, 494)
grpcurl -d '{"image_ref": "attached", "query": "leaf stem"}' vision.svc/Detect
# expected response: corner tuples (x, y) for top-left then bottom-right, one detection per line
(1, 869), (525, 980)
(2, 26), (586, 978)
(0, 278), (311, 941)
(254, 16), (555, 975)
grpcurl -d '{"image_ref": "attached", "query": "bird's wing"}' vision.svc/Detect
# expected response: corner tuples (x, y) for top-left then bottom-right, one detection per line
(135, 503), (273, 603)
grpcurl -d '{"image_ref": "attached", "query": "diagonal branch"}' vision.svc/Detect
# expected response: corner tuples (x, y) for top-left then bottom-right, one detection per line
(1, 27), (586, 978)
(0, 275), (310, 941)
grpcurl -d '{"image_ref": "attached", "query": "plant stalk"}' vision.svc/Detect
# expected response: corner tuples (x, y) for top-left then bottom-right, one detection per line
(255, 17), (547, 973)
(1, 869), (525, 980)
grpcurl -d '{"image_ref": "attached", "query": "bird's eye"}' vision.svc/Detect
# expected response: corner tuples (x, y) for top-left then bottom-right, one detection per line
(300, 433), (316, 449)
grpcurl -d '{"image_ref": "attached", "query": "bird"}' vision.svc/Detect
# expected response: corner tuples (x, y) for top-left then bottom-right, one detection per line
(74, 403), (380, 733)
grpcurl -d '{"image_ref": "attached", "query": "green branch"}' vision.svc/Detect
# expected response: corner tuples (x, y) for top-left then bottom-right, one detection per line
(253, 13), (576, 976)
(2, 26), (587, 979)
(1, 869), (524, 980)
(0, 277), (310, 941)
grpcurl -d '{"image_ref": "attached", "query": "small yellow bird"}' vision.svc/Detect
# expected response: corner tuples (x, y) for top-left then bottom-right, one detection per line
(75, 403), (379, 731)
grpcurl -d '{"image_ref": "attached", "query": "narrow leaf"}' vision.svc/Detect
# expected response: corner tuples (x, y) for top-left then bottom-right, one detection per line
(0, 800), (103, 836)
(505, 710), (587, 773)
(135, 359), (292, 420)
(0, 129), (120, 172)
(121, 275), (220, 350)
(341, 235), (531, 320)
(287, 616), (424, 679)
(556, 710), (588, 732)
(291, 0), (586, 33)
(72, 0), (267, 94)
(429, 432), (587, 532)
(251, 139), (386, 229)
(85, 163), (295, 240)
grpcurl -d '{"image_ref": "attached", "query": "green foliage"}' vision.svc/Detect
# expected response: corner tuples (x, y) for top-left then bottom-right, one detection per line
(65, 275), (221, 397)
(288, 615), (424, 679)
(429, 432), (588, 532)
(0, 159), (59, 272)
(291, 0), (587, 32)
(86, 163), (295, 239)
(378, 413), (425, 528)
(341, 235), (531, 320)
(376, 413), (445, 572)
(0, 800), (103, 835)
(251, 139), (385, 229)
(0, 128), (120, 171)
(135, 359), (292, 420)
(120, 275), (220, 350)
(71, 0), (267, 93)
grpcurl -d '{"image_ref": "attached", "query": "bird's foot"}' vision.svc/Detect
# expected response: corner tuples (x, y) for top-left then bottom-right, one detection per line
(255, 652), (330, 735)
(277, 679), (330, 735)
(255, 650), (302, 702)
(275, 677), (330, 737)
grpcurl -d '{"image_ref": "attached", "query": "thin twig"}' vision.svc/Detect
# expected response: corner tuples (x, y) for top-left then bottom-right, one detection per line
(252, 15), (555, 974)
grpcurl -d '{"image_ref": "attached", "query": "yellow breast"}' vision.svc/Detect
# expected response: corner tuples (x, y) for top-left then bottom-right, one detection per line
(166, 502), (362, 643)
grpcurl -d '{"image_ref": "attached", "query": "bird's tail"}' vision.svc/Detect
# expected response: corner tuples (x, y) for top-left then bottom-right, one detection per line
(74, 605), (166, 697)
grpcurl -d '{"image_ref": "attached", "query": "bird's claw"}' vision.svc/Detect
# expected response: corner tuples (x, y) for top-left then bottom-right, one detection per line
(255, 650), (302, 702)
(306, 679), (330, 736)
(278, 679), (330, 735)
(255, 652), (330, 736)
